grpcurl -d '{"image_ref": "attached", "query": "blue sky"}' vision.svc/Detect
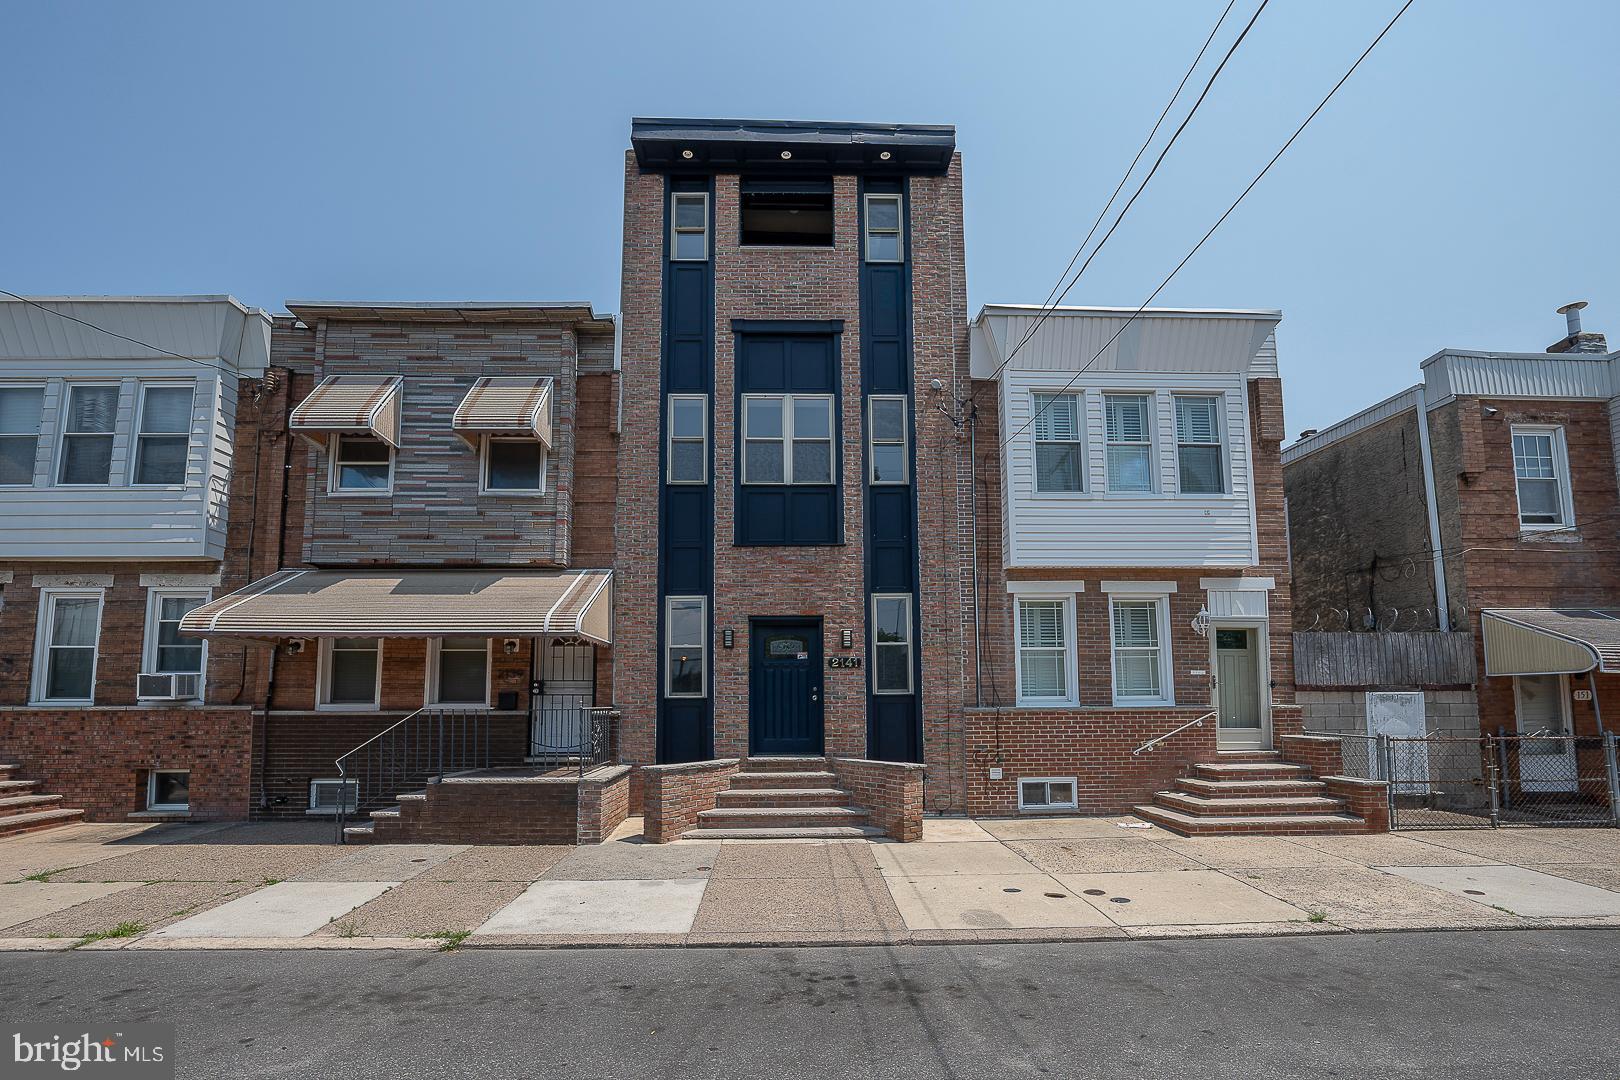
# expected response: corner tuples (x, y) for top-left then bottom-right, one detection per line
(2, 0), (1616, 434)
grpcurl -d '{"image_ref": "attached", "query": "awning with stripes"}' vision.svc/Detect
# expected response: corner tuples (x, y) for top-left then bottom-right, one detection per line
(288, 374), (403, 448)
(1481, 608), (1620, 676)
(179, 568), (611, 644)
(452, 376), (554, 448)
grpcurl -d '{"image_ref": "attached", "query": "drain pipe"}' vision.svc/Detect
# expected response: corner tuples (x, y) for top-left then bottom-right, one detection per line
(1412, 384), (1451, 631)
(969, 399), (983, 708)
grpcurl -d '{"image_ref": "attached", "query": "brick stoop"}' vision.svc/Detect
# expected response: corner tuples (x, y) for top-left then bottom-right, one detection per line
(683, 757), (884, 840)
(343, 765), (631, 846)
(1132, 751), (1376, 836)
(0, 764), (85, 839)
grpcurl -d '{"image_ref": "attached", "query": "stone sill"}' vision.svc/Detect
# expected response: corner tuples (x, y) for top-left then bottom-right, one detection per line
(0, 705), (253, 714)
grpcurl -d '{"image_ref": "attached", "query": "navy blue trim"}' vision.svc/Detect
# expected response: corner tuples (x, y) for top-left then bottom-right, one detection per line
(656, 174), (716, 764)
(730, 319), (845, 334)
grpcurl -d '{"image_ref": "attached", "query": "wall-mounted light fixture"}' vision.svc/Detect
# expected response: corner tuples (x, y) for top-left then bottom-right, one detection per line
(780, 150), (792, 160)
(841, 628), (854, 649)
(286, 639), (306, 656)
(722, 628), (734, 649)
(879, 151), (892, 161)
(502, 638), (520, 655)
(681, 149), (694, 160)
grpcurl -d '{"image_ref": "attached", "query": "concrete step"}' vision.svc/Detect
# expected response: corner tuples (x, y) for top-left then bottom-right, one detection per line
(0, 764), (18, 776)
(1213, 750), (1284, 762)
(693, 806), (870, 831)
(0, 807), (85, 839)
(0, 779), (36, 795)
(1153, 791), (1348, 818)
(1132, 804), (1367, 837)
(1191, 761), (1310, 782)
(0, 794), (64, 817)
(368, 806), (402, 821)
(742, 756), (830, 773)
(342, 823), (377, 843)
(715, 787), (851, 809)
(1174, 776), (1327, 798)
(682, 825), (886, 841)
(730, 770), (839, 789)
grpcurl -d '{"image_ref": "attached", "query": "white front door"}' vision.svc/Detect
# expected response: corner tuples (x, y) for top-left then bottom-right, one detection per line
(1214, 625), (1269, 749)
(531, 639), (596, 758)
(1513, 674), (1578, 793)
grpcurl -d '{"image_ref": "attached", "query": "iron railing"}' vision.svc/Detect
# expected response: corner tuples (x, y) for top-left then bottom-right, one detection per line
(334, 706), (492, 841)
(1132, 711), (1215, 756)
(528, 701), (619, 776)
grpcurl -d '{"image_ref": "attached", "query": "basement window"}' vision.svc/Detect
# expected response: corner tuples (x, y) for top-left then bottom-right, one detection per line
(308, 778), (358, 815)
(740, 178), (834, 247)
(147, 769), (191, 812)
(1018, 777), (1078, 812)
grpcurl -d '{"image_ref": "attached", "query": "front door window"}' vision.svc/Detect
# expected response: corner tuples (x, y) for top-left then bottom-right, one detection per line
(1215, 627), (1265, 747)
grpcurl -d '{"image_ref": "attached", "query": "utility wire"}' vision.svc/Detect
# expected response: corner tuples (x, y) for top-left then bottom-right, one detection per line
(1002, 0), (1418, 453)
(1335, 510), (1620, 577)
(0, 288), (234, 372)
(985, 0), (1241, 387)
(981, 0), (1267, 390)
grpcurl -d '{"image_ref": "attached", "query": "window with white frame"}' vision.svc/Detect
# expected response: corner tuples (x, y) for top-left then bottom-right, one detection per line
(864, 194), (903, 262)
(1174, 395), (1225, 494)
(33, 590), (103, 704)
(667, 395), (708, 484)
(1016, 597), (1073, 703)
(0, 385), (44, 486)
(330, 433), (392, 493)
(1511, 426), (1572, 528)
(1111, 597), (1171, 704)
(319, 637), (382, 708)
(133, 383), (194, 485)
(482, 437), (545, 493)
(57, 384), (118, 486)
(146, 769), (190, 811)
(309, 778), (359, 814)
(1018, 777), (1078, 811)
(1104, 394), (1153, 493)
(872, 594), (913, 694)
(671, 192), (709, 261)
(868, 396), (908, 484)
(665, 597), (706, 697)
(143, 590), (208, 690)
(428, 637), (489, 705)
(742, 394), (834, 484)
(1032, 392), (1082, 493)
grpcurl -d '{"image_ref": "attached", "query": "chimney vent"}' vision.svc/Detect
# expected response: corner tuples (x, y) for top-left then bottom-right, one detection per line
(1558, 300), (1587, 337)
(1548, 300), (1607, 355)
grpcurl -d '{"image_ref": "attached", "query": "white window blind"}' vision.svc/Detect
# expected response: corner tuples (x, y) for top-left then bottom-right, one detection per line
(1032, 392), (1082, 493)
(1105, 394), (1152, 492)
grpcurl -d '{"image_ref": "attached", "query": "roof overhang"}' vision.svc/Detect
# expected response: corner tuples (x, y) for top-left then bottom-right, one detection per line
(179, 569), (612, 645)
(631, 117), (956, 174)
(1481, 609), (1620, 676)
(452, 376), (554, 448)
(283, 300), (610, 328)
(288, 374), (403, 449)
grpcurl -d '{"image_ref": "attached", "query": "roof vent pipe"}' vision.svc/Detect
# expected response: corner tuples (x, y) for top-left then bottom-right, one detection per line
(1558, 300), (1587, 337)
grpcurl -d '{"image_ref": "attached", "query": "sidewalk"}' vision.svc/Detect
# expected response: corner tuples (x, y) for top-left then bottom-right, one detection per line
(3, 816), (1618, 950)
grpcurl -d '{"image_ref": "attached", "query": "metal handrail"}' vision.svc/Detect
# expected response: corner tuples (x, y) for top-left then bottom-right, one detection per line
(1132, 711), (1216, 756)
(334, 705), (491, 842)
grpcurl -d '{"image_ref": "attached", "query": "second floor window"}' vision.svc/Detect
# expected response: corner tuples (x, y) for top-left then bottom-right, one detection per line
(133, 384), (193, 485)
(868, 396), (908, 484)
(671, 192), (709, 261)
(743, 394), (834, 485)
(331, 434), (392, 493)
(1032, 392), (1082, 493)
(58, 384), (118, 485)
(667, 395), (708, 484)
(0, 385), (43, 485)
(1512, 426), (1571, 528)
(1174, 395), (1225, 494)
(1105, 394), (1153, 493)
(483, 438), (544, 493)
(864, 194), (903, 262)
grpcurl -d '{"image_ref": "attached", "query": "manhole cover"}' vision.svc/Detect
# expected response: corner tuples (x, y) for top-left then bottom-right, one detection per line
(1083, 889), (1106, 896)
(1003, 887), (1022, 893)
(1110, 897), (1132, 904)
(1044, 893), (1066, 899)
(1464, 889), (1486, 896)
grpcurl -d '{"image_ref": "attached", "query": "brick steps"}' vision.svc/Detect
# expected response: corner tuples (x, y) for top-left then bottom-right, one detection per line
(729, 771), (840, 789)
(1174, 776), (1327, 797)
(715, 787), (849, 808)
(1152, 791), (1348, 818)
(695, 805), (871, 829)
(1190, 761), (1311, 782)
(692, 825), (886, 841)
(0, 764), (84, 838)
(683, 756), (879, 840)
(1133, 805), (1368, 835)
(1136, 749), (1376, 836)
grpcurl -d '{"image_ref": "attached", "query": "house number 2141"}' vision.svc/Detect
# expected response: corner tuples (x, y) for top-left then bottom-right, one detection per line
(828, 656), (863, 669)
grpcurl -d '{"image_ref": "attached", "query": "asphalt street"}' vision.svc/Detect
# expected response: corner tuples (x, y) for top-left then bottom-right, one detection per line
(3, 930), (1617, 1079)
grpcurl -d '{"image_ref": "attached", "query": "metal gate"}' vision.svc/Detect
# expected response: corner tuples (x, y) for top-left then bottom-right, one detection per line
(529, 640), (596, 762)
(1377, 732), (1620, 830)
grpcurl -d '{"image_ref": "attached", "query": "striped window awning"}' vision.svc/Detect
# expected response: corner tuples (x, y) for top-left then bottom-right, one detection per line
(179, 568), (611, 645)
(452, 376), (553, 448)
(1482, 608), (1620, 676)
(288, 375), (403, 448)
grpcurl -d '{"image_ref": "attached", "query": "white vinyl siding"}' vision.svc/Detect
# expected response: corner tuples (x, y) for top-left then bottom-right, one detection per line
(1015, 596), (1076, 705)
(999, 370), (1258, 568)
(1511, 426), (1572, 528)
(1104, 394), (1153, 493)
(1110, 597), (1173, 706)
(1031, 392), (1082, 493)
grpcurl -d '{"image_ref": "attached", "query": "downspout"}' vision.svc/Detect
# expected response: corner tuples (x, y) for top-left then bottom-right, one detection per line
(969, 399), (982, 707)
(1412, 384), (1451, 631)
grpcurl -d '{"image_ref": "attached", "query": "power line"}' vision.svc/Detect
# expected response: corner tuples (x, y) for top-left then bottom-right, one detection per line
(0, 288), (233, 372)
(1002, 0), (1418, 454)
(982, 0), (1269, 390)
(986, 0), (1241, 386)
(1336, 510), (1620, 577)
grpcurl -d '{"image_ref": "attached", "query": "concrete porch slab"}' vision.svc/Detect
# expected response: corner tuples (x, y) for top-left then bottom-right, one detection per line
(977, 817), (1167, 841)
(149, 881), (396, 938)
(477, 878), (708, 935)
(873, 841), (1039, 878)
(294, 844), (467, 882)
(918, 818), (996, 842)
(886, 874), (1113, 930)
(1057, 870), (1308, 926)
(1382, 864), (1620, 918)
(1007, 839), (1203, 874)
(0, 881), (139, 931)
